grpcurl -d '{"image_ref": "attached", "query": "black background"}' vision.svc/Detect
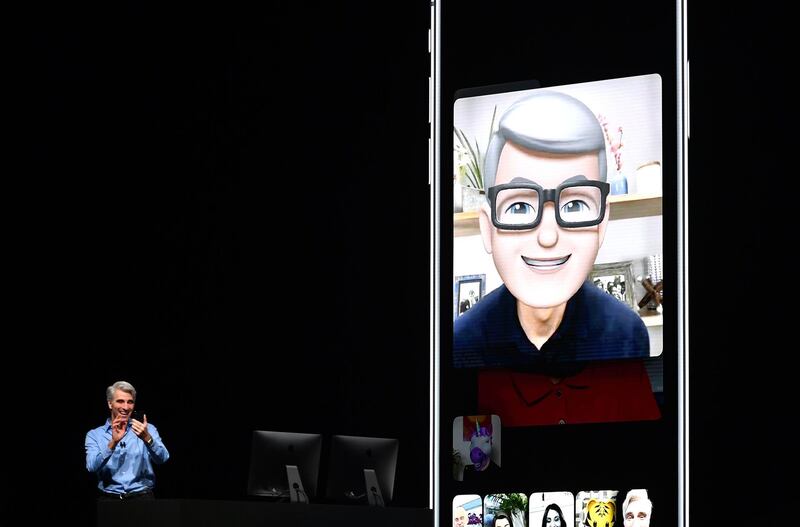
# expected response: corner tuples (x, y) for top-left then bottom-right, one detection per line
(10, 1), (789, 524)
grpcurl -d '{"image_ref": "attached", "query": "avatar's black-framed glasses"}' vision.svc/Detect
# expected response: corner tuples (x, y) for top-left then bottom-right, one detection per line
(487, 180), (610, 230)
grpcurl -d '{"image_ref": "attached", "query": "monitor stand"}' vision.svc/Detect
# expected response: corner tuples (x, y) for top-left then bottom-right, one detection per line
(364, 469), (385, 507)
(285, 465), (309, 504)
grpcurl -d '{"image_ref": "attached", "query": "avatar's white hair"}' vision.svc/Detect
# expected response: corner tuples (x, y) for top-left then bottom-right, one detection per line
(483, 90), (607, 191)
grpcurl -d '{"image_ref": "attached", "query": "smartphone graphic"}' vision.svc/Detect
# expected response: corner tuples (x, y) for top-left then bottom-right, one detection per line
(430, 2), (687, 526)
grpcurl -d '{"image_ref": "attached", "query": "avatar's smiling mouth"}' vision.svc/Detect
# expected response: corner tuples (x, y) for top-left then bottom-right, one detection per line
(521, 254), (571, 268)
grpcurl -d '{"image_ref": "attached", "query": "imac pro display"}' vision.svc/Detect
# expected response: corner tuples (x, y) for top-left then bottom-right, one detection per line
(326, 435), (400, 506)
(247, 430), (322, 502)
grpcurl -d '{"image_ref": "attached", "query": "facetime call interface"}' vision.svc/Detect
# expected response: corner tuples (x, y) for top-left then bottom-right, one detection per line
(452, 75), (664, 427)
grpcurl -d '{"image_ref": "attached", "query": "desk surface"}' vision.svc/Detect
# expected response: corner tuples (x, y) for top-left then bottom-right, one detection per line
(97, 499), (433, 527)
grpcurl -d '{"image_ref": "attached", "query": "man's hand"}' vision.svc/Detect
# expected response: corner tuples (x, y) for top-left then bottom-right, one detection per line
(109, 415), (127, 449)
(131, 414), (152, 443)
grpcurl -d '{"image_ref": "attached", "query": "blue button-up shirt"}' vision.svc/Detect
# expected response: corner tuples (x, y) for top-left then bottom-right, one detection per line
(85, 418), (170, 494)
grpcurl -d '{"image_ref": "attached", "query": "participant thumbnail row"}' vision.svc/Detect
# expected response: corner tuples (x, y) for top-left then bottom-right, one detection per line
(454, 489), (652, 526)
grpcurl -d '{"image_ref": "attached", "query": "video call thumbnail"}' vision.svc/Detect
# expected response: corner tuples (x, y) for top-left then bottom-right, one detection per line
(452, 415), (502, 481)
(530, 491), (574, 527)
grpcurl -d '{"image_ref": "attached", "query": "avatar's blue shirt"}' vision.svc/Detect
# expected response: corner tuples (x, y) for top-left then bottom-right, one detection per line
(453, 281), (649, 368)
(85, 419), (170, 495)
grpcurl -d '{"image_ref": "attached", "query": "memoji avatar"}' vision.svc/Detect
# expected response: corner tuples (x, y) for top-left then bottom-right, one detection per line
(454, 90), (649, 368)
(453, 88), (661, 427)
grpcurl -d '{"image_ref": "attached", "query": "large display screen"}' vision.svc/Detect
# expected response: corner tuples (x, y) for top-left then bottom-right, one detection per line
(432, 1), (686, 526)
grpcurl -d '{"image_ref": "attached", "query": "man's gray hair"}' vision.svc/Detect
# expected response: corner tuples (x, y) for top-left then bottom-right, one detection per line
(106, 381), (136, 402)
(483, 90), (607, 191)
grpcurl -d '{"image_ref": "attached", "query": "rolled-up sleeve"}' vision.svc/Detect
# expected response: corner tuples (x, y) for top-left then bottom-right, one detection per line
(146, 424), (170, 464)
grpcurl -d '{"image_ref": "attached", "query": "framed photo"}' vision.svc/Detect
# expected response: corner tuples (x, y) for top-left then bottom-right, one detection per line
(590, 261), (636, 310)
(454, 274), (486, 320)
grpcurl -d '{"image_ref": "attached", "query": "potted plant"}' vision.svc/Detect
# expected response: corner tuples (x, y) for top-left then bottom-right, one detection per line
(491, 493), (528, 525)
(454, 106), (497, 211)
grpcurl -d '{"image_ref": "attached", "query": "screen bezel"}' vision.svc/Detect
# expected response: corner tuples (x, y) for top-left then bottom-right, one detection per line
(430, 1), (688, 526)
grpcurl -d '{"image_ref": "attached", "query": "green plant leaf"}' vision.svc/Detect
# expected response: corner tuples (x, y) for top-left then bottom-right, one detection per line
(454, 127), (481, 189)
(488, 105), (498, 145)
(493, 493), (528, 517)
(463, 163), (479, 189)
(453, 107), (496, 191)
(461, 134), (482, 189)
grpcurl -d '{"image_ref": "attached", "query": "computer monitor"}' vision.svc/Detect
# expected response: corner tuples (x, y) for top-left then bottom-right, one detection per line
(325, 434), (399, 507)
(246, 430), (322, 503)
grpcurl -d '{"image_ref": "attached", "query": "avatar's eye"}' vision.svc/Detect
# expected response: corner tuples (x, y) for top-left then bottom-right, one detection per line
(505, 202), (534, 215)
(560, 199), (590, 215)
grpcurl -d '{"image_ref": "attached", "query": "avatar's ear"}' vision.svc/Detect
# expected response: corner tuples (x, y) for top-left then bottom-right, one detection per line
(478, 202), (493, 254)
(107, 400), (113, 410)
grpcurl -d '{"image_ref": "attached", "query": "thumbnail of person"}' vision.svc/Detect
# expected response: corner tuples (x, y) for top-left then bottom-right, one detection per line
(454, 494), (483, 527)
(621, 489), (652, 527)
(452, 415), (502, 481)
(484, 493), (528, 526)
(530, 491), (574, 527)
